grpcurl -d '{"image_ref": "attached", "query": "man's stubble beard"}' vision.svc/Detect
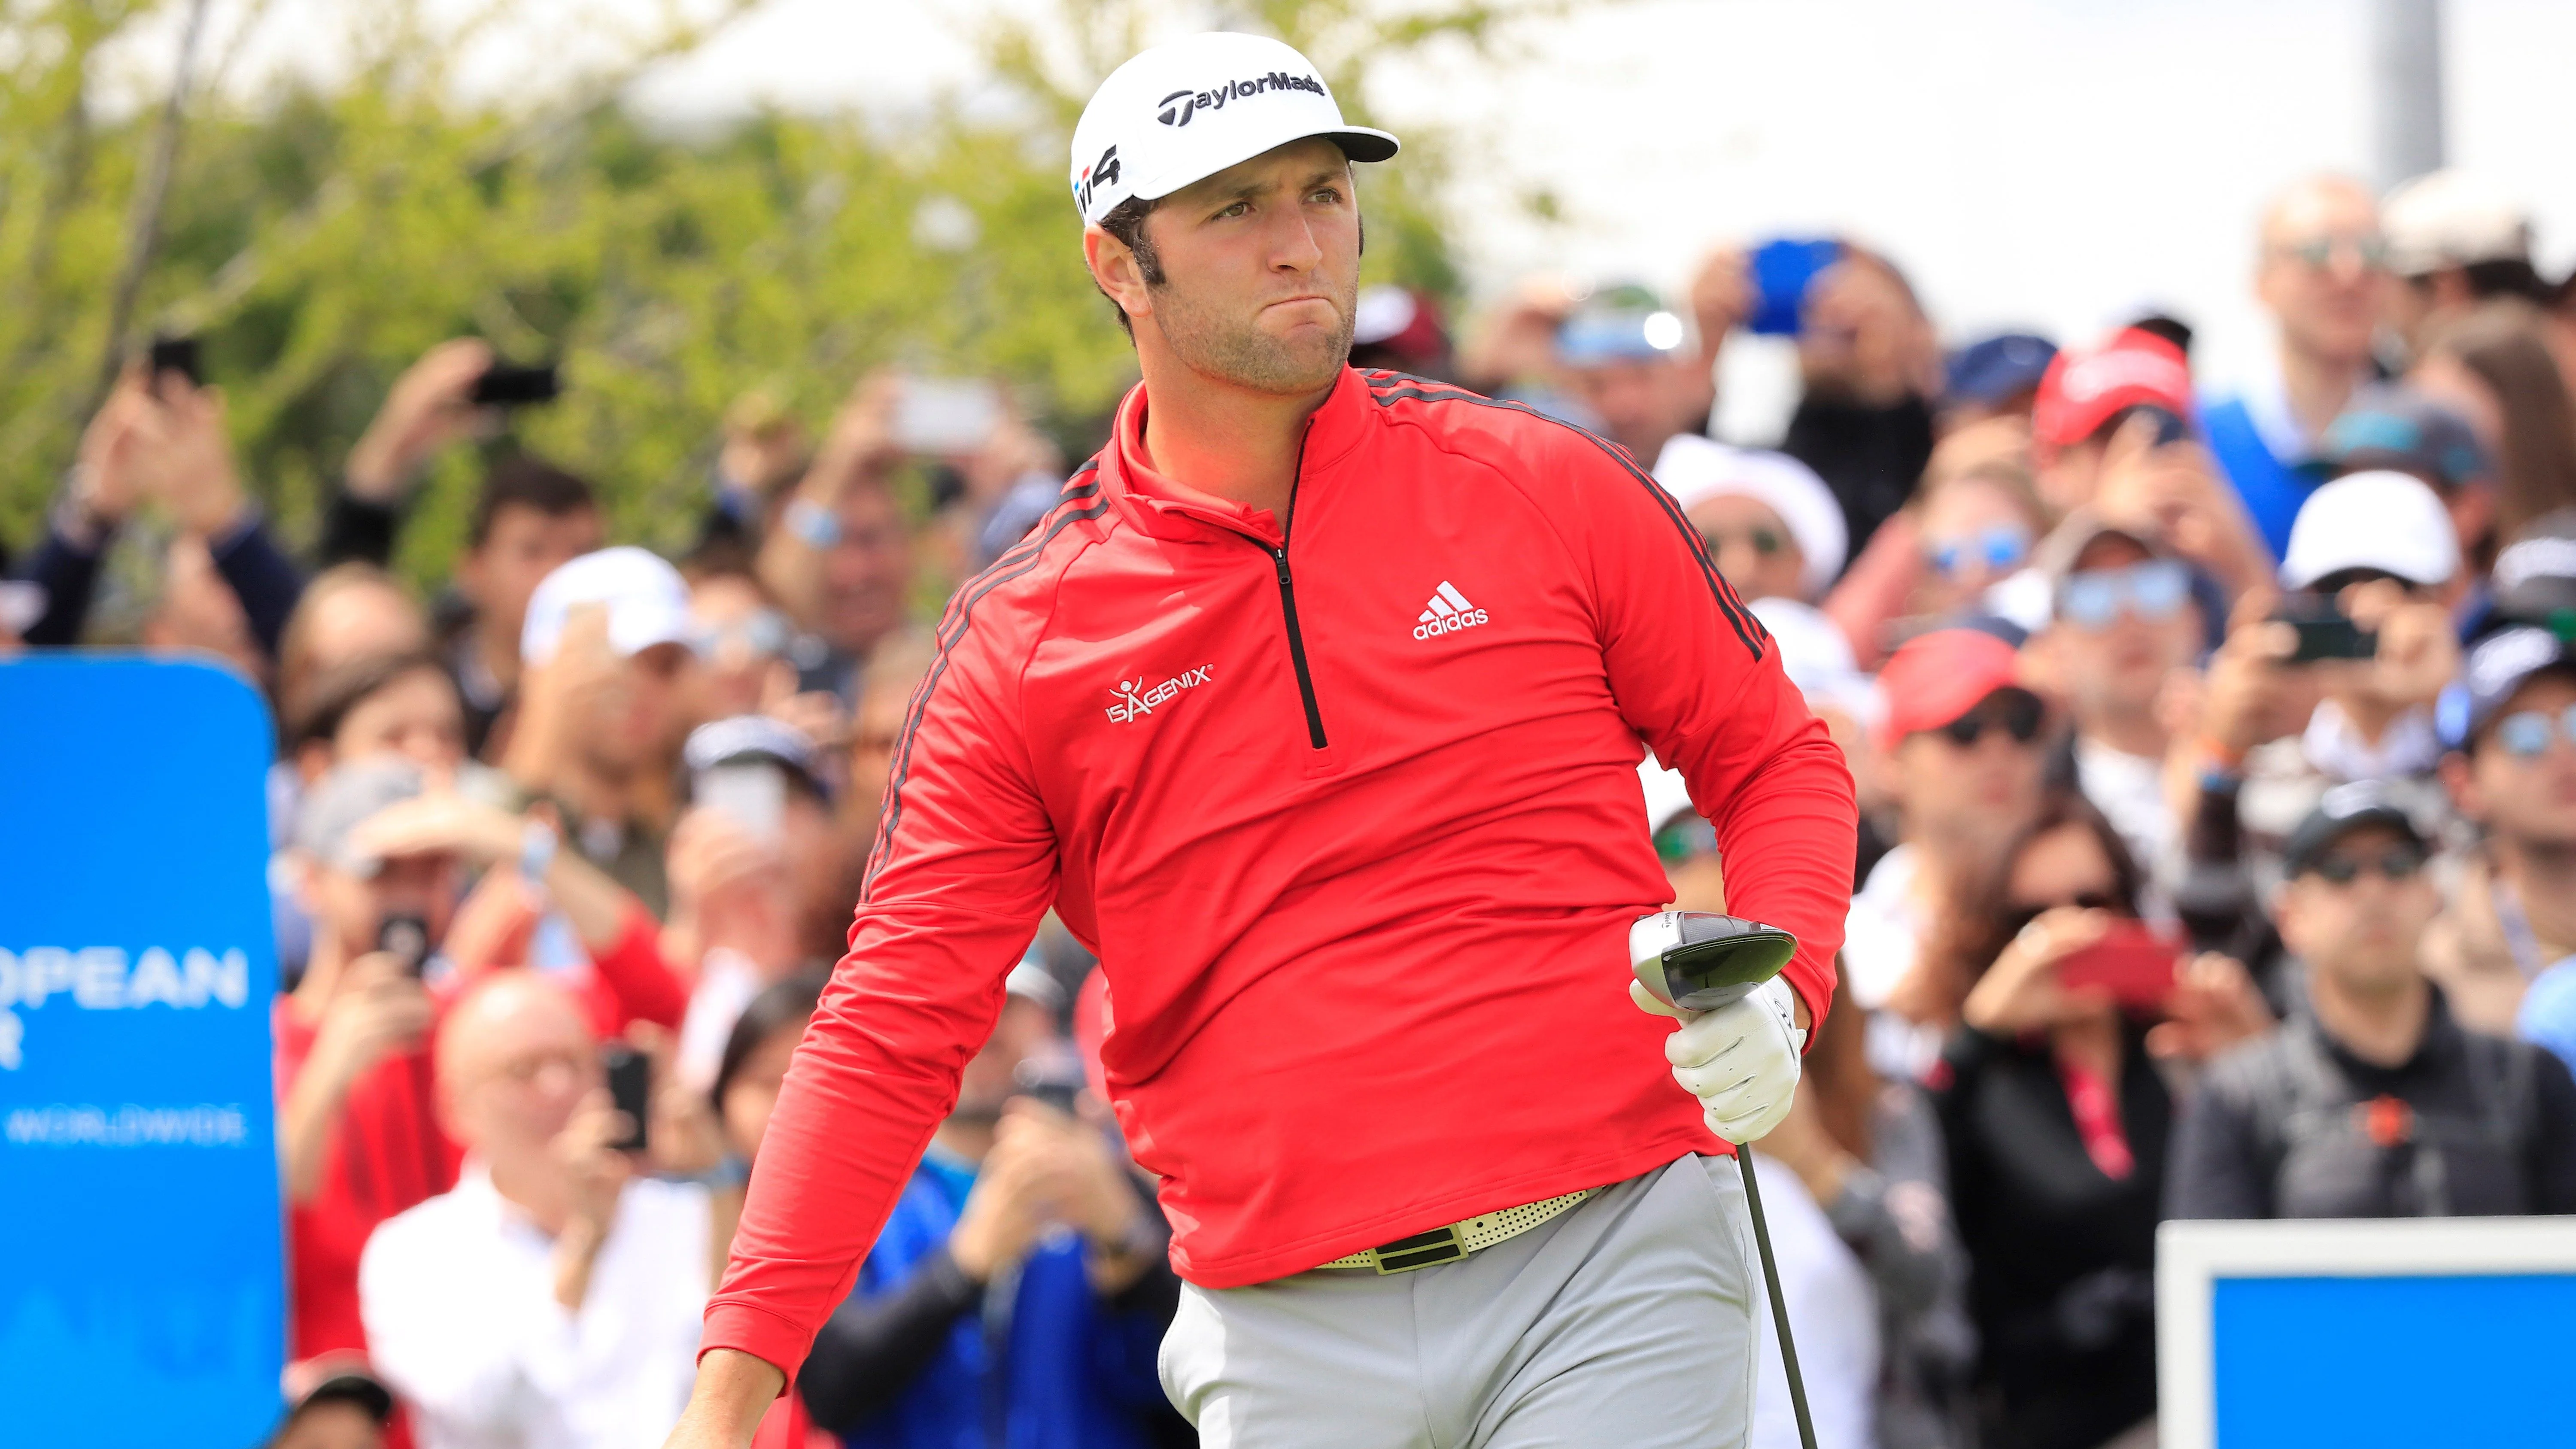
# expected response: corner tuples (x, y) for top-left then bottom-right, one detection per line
(1152, 272), (1357, 395)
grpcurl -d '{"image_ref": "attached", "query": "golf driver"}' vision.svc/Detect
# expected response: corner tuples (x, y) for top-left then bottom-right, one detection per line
(1630, 910), (1819, 1449)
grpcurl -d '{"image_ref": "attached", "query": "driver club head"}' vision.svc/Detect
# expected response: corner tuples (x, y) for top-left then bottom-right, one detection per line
(1630, 911), (1800, 1013)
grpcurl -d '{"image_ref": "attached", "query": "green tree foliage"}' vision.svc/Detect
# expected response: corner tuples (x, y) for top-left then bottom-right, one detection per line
(0, 0), (1539, 583)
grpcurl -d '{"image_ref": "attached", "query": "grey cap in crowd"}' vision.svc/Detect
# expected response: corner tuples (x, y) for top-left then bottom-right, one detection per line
(2318, 385), (2493, 494)
(684, 714), (826, 799)
(1557, 283), (1689, 367)
(2029, 508), (2172, 582)
(2382, 170), (2531, 276)
(2492, 510), (2576, 626)
(2280, 781), (2429, 878)
(292, 757), (428, 877)
(2441, 624), (2576, 750)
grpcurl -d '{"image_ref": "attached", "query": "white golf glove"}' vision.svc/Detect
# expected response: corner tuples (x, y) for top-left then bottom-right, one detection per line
(1630, 975), (1806, 1144)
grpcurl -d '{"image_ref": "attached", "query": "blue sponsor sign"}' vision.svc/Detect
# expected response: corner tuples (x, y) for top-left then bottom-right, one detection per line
(2159, 1217), (2576, 1449)
(0, 656), (284, 1445)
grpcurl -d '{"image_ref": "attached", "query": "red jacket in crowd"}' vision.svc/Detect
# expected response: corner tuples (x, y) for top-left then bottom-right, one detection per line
(275, 905), (687, 1363)
(707, 368), (1856, 1380)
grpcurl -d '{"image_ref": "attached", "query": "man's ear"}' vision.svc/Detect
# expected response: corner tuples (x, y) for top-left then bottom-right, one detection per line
(1084, 225), (1153, 331)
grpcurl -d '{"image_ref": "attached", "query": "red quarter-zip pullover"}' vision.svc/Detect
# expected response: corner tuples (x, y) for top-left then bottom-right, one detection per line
(705, 368), (1856, 1379)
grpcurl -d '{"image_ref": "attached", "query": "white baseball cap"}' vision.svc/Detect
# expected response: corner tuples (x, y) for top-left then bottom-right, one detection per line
(1653, 435), (1849, 598)
(2280, 470), (2460, 590)
(520, 546), (694, 666)
(2382, 170), (2531, 276)
(1068, 32), (1398, 225)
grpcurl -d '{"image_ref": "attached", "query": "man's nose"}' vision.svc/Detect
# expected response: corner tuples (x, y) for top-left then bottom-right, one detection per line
(1266, 209), (1324, 273)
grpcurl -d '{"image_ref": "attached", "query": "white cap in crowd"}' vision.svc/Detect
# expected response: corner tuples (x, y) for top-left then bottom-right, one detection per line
(1652, 434), (1849, 598)
(520, 546), (694, 666)
(1068, 32), (1399, 226)
(2382, 170), (2531, 277)
(2280, 470), (2460, 591)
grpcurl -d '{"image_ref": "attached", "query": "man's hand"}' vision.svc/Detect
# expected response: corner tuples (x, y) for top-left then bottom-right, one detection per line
(947, 1120), (1057, 1282)
(995, 1098), (1160, 1289)
(1686, 246), (1752, 362)
(2197, 601), (2312, 759)
(2090, 415), (2268, 599)
(503, 603), (622, 794)
(128, 374), (250, 538)
(1960, 907), (2114, 1036)
(664, 808), (796, 969)
(2147, 952), (2274, 1062)
(2341, 578), (2459, 711)
(345, 339), (496, 501)
(663, 1349), (785, 1449)
(552, 1088), (635, 1310)
(1631, 976), (1806, 1144)
(346, 791), (526, 869)
(799, 372), (903, 504)
(308, 952), (437, 1086)
(71, 368), (155, 533)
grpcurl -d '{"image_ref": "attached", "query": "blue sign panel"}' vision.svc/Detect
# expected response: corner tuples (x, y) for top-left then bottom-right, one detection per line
(2213, 1273), (2576, 1446)
(0, 656), (284, 1445)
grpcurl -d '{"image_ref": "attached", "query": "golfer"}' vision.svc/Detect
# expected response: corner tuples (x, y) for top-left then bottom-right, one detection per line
(668, 30), (1855, 1449)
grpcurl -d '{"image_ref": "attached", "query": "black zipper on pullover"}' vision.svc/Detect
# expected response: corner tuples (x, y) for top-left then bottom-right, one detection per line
(1270, 544), (1328, 747)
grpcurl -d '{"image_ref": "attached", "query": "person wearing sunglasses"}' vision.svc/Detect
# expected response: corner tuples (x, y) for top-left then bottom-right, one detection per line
(1906, 462), (2046, 623)
(2026, 517), (2206, 878)
(1841, 629), (2054, 1066)
(2425, 627), (2576, 1036)
(2168, 783), (2576, 1223)
(2199, 175), (2390, 562)
(1654, 433), (1848, 605)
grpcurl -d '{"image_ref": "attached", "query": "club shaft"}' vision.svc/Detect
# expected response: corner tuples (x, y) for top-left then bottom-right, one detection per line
(1737, 1148), (1819, 1449)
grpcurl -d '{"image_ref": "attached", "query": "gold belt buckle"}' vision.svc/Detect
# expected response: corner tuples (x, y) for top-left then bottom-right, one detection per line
(1367, 1224), (1467, 1274)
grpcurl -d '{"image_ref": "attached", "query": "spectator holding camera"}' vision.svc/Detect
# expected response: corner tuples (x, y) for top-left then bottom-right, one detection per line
(21, 361), (306, 656)
(501, 550), (704, 917)
(2271, 471), (2464, 786)
(361, 972), (723, 1449)
(1927, 797), (2263, 1449)
(756, 374), (920, 705)
(2168, 785), (2576, 1219)
(2030, 329), (2270, 604)
(2427, 627), (2576, 1034)
(796, 966), (1182, 1449)
(278, 757), (687, 1367)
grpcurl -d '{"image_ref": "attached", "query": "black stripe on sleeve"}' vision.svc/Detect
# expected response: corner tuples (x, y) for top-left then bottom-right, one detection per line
(861, 468), (1106, 895)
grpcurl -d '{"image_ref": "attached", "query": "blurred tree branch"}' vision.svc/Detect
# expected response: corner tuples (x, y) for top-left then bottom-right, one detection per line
(1, 0), (1577, 598)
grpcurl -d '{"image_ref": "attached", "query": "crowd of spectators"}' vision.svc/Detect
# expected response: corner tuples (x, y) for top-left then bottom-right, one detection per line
(11, 160), (2576, 1449)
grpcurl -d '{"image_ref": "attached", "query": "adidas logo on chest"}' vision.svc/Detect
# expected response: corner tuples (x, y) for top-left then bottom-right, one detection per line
(1412, 580), (1489, 641)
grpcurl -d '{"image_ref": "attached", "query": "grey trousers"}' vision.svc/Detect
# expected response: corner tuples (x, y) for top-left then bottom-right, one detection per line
(1159, 1155), (1760, 1448)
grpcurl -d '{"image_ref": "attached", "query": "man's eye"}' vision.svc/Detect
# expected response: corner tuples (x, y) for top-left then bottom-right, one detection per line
(1311, 188), (1342, 205)
(1218, 201), (1252, 219)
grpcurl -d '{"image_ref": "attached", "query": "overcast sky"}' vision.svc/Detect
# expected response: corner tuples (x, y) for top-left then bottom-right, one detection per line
(148, 0), (2576, 396)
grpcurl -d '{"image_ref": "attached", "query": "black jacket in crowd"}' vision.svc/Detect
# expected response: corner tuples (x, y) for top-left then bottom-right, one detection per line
(2166, 985), (2576, 1221)
(1935, 1017), (2168, 1449)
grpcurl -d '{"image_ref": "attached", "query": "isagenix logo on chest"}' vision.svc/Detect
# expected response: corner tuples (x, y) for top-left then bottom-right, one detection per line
(1105, 665), (1215, 723)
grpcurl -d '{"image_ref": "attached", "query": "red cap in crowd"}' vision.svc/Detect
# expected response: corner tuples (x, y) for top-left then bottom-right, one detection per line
(2031, 327), (2194, 447)
(1874, 626), (2026, 750)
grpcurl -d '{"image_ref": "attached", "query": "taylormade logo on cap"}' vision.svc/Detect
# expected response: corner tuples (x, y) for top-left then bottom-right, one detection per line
(1156, 71), (1328, 128)
(1069, 31), (1398, 226)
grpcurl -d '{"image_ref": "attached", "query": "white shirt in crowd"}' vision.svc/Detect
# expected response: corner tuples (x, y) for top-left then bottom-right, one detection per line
(676, 947), (764, 1092)
(2074, 736), (2174, 881)
(1748, 1153), (1882, 1449)
(360, 1164), (711, 1449)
